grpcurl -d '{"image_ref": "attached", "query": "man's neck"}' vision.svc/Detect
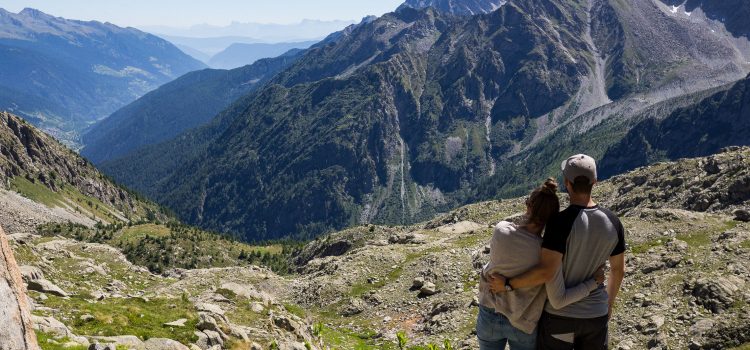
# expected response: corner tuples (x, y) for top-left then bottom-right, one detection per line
(569, 194), (596, 208)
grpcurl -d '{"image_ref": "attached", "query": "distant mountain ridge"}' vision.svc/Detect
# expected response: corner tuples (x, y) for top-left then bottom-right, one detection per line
(400, 0), (506, 15)
(141, 19), (355, 42)
(208, 41), (317, 69)
(0, 8), (206, 146)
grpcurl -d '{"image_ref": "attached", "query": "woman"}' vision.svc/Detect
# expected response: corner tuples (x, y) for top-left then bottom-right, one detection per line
(476, 178), (604, 349)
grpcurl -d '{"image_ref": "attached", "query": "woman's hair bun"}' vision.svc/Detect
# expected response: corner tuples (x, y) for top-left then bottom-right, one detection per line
(541, 178), (558, 194)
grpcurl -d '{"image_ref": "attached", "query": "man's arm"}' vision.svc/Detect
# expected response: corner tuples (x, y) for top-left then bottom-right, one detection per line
(489, 248), (563, 292)
(606, 253), (625, 317)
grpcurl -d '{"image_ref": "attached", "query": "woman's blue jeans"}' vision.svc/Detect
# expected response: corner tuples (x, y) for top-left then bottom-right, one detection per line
(476, 304), (537, 350)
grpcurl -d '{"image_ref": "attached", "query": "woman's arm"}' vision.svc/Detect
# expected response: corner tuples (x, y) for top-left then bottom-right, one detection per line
(545, 266), (602, 309)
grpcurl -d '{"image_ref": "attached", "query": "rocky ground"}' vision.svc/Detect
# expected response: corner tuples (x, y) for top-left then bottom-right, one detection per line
(4, 147), (750, 350)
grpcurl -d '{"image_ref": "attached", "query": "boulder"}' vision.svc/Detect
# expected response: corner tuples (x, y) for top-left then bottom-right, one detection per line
(0, 225), (40, 349)
(688, 277), (742, 313)
(250, 302), (265, 314)
(143, 338), (190, 350)
(164, 319), (188, 327)
(195, 302), (225, 316)
(27, 279), (69, 297)
(90, 336), (144, 350)
(341, 298), (365, 316)
(18, 265), (44, 282)
(419, 282), (439, 297)
(388, 232), (427, 244)
(732, 209), (750, 222)
(411, 277), (425, 290)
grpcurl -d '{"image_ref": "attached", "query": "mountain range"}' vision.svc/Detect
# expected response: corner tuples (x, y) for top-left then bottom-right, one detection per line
(141, 19), (356, 42)
(400, 0), (507, 15)
(0, 8), (206, 147)
(92, 0), (750, 242)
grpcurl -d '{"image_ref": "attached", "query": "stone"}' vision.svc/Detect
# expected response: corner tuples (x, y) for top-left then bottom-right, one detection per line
(27, 279), (69, 297)
(194, 330), (223, 350)
(703, 158), (721, 174)
(89, 336), (144, 349)
(143, 338), (190, 350)
(273, 315), (301, 334)
(341, 298), (365, 316)
(616, 340), (633, 350)
(195, 302), (225, 316)
(689, 277), (741, 313)
(690, 319), (715, 336)
(250, 302), (265, 314)
(0, 225), (40, 349)
(732, 209), (750, 222)
(419, 282), (438, 296)
(388, 232), (427, 244)
(18, 265), (44, 282)
(88, 344), (116, 350)
(164, 318), (188, 327)
(80, 314), (95, 322)
(411, 277), (425, 289)
(32, 315), (74, 338)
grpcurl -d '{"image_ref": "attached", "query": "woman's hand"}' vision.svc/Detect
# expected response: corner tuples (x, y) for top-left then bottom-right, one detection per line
(594, 264), (606, 285)
(487, 273), (507, 293)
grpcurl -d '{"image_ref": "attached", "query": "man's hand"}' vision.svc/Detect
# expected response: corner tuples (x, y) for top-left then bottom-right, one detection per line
(594, 264), (606, 285)
(487, 273), (507, 294)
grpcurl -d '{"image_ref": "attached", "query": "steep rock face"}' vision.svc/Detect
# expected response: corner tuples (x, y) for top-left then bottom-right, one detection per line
(0, 8), (205, 144)
(593, 0), (750, 100)
(0, 225), (39, 350)
(129, 4), (591, 240)
(81, 51), (303, 164)
(599, 74), (750, 178)
(0, 112), (161, 219)
(400, 0), (506, 15)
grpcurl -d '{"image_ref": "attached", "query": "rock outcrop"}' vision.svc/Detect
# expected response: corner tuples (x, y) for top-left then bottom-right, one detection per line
(0, 225), (39, 350)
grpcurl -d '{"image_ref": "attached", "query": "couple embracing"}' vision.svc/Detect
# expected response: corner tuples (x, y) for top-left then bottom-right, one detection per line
(477, 154), (626, 350)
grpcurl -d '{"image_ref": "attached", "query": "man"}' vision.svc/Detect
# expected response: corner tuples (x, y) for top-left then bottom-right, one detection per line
(489, 154), (626, 349)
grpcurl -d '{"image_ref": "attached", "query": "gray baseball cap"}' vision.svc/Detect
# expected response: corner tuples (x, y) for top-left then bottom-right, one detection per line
(561, 154), (597, 184)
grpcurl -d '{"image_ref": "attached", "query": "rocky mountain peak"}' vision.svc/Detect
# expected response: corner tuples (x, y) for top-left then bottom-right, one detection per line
(18, 7), (53, 19)
(399, 0), (507, 15)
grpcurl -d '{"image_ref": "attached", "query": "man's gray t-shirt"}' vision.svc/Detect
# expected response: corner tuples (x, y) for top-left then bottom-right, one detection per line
(541, 205), (625, 318)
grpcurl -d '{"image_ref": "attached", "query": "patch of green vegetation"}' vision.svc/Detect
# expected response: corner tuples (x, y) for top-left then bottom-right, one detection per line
(11, 176), (64, 208)
(37, 294), (198, 345)
(36, 331), (88, 350)
(450, 230), (491, 248)
(348, 247), (442, 298)
(37, 222), (299, 274)
(730, 344), (750, 350)
(284, 303), (306, 319)
(741, 240), (750, 249)
(673, 219), (739, 249)
(630, 239), (665, 254)
(225, 300), (267, 327)
(318, 323), (394, 350)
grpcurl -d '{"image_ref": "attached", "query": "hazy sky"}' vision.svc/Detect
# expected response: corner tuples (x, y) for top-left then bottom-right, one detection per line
(0, 0), (405, 27)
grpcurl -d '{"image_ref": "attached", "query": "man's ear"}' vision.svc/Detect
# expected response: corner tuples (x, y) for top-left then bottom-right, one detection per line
(563, 178), (572, 192)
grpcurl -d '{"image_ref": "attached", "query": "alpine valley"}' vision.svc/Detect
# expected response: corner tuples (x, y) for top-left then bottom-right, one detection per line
(95, 0), (750, 242)
(0, 8), (206, 146)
